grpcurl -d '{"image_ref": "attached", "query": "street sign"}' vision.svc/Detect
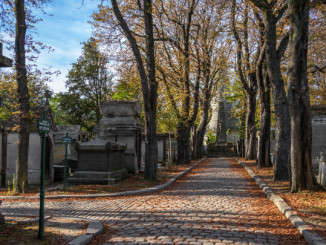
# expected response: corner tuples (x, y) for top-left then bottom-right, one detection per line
(62, 133), (72, 144)
(37, 116), (51, 135)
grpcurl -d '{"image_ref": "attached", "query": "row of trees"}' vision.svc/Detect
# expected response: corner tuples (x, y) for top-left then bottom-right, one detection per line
(57, 0), (325, 192)
(0, 0), (325, 192)
(88, 0), (325, 192)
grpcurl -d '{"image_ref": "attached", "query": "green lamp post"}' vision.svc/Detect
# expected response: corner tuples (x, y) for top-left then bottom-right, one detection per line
(37, 111), (50, 239)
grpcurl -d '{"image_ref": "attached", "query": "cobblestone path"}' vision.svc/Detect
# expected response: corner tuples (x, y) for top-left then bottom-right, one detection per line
(1, 158), (306, 245)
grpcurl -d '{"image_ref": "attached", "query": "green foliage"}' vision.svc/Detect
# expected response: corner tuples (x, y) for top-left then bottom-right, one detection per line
(51, 38), (113, 133)
(111, 81), (139, 101)
(206, 129), (216, 144)
(0, 72), (50, 131)
(223, 73), (247, 138)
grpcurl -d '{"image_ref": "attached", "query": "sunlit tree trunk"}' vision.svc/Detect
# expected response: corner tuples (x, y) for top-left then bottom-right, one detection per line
(111, 0), (158, 180)
(15, 0), (30, 193)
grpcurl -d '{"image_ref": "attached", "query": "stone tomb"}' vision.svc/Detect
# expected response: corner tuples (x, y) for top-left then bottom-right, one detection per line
(67, 139), (127, 185)
(95, 100), (142, 174)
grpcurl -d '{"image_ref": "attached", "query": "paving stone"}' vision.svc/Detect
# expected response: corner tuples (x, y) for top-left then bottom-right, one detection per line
(1, 158), (308, 245)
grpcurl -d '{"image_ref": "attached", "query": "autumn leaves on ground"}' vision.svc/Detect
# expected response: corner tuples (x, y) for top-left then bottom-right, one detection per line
(240, 159), (326, 241)
(1, 158), (325, 245)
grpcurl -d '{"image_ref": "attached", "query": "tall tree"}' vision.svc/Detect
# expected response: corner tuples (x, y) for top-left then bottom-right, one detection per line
(53, 38), (113, 132)
(193, 0), (229, 160)
(252, 10), (271, 168)
(15, 0), (29, 193)
(231, 0), (259, 160)
(110, 0), (158, 180)
(287, 0), (320, 192)
(155, 0), (200, 165)
(250, 0), (290, 178)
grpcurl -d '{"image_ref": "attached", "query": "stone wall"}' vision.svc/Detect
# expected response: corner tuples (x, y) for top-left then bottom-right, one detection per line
(0, 132), (54, 185)
(312, 107), (326, 174)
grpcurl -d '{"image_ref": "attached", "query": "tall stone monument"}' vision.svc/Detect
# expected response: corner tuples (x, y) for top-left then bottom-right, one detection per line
(95, 100), (142, 174)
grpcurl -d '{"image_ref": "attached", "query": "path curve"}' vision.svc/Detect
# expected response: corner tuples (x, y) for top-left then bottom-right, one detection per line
(1, 158), (307, 245)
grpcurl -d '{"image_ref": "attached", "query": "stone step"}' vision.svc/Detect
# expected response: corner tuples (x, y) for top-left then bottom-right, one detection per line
(71, 170), (128, 179)
(66, 177), (120, 186)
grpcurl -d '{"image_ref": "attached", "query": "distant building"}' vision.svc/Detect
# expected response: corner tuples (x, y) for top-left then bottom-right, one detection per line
(207, 90), (240, 144)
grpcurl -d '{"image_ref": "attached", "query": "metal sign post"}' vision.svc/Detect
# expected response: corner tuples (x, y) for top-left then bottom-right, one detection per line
(62, 133), (72, 191)
(37, 112), (50, 240)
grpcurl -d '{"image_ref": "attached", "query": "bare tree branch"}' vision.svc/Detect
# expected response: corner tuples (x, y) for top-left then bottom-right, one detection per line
(308, 64), (326, 73)
(276, 32), (289, 60)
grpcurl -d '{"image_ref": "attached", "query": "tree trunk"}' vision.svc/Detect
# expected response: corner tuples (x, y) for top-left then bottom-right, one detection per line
(195, 112), (208, 160)
(245, 89), (257, 160)
(261, 9), (290, 180)
(143, 0), (158, 180)
(288, 0), (318, 192)
(184, 126), (191, 164)
(177, 122), (186, 165)
(111, 0), (158, 180)
(15, 0), (29, 193)
(257, 71), (271, 168)
(1, 129), (8, 188)
(195, 86), (210, 160)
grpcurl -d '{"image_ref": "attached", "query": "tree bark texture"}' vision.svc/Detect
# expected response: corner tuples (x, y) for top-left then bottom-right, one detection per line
(287, 0), (318, 192)
(257, 69), (271, 168)
(262, 10), (290, 180)
(15, 0), (30, 193)
(143, 0), (158, 180)
(111, 0), (158, 180)
(245, 88), (257, 160)
(194, 86), (210, 159)
(254, 10), (271, 168)
(249, 1), (291, 179)
(1, 130), (8, 188)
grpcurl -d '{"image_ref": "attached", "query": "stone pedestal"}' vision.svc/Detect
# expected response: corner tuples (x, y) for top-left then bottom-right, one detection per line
(68, 139), (127, 185)
(95, 100), (142, 174)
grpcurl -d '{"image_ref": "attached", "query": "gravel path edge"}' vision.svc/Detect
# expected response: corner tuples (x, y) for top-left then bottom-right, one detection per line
(237, 159), (326, 245)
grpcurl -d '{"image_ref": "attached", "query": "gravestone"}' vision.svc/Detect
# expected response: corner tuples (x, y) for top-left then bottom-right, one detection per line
(67, 139), (127, 185)
(95, 100), (142, 174)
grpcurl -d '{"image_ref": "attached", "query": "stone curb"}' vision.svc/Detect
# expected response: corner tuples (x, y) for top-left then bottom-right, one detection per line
(68, 221), (103, 245)
(2, 214), (103, 245)
(237, 159), (326, 245)
(0, 159), (204, 200)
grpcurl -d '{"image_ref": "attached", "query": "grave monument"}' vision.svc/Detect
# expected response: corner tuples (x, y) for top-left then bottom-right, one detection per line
(67, 100), (142, 185)
(95, 100), (142, 174)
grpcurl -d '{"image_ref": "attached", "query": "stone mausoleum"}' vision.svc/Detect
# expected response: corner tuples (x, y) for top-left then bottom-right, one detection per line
(95, 100), (142, 173)
(67, 100), (142, 185)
